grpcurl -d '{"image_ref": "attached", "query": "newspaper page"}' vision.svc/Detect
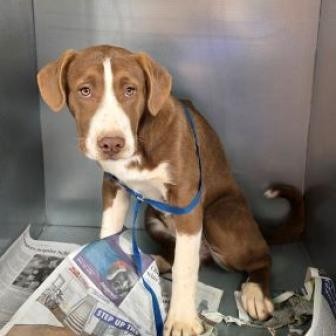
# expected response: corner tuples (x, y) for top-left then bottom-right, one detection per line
(1, 230), (224, 336)
(1, 231), (165, 336)
(0, 226), (79, 329)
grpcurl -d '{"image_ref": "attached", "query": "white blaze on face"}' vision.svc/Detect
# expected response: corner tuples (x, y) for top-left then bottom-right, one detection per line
(85, 58), (135, 160)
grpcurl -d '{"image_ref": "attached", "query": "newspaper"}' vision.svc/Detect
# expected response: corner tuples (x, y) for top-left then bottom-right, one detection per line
(202, 268), (336, 336)
(0, 226), (79, 330)
(0, 230), (224, 336)
(2, 226), (333, 336)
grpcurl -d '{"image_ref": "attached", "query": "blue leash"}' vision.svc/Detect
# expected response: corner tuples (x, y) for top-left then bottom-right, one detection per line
(104, 103), (203, 336)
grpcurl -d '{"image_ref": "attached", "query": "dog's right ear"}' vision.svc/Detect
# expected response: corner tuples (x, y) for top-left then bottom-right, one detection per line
(37, 49), (77, 112)
(136, 52), (172, 116)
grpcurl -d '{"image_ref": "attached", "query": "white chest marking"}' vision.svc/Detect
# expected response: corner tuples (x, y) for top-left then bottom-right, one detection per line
(100, 158), (172, 200)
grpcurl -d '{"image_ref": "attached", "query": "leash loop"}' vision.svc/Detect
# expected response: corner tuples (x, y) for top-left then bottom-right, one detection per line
(135, 193), (145, 202)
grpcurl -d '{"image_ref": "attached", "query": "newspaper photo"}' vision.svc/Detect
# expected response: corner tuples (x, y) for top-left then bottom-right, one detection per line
(0, 226), (79, 329)
(0, 230), (224, 336)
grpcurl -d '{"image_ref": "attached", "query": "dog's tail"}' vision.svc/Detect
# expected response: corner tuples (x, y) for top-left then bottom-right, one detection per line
(262, 184), (305, 245)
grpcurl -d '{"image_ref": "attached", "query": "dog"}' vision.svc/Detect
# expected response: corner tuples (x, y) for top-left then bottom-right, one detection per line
(37, 45), (303, 335)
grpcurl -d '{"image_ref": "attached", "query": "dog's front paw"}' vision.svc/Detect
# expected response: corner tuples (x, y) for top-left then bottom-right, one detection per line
(164, 314), (203, 336)
(241, 282), (274, 321)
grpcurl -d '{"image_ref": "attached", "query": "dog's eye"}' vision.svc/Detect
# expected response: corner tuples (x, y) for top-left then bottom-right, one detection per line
(124, 86), (136, 97)
(79, 87), (91, 97)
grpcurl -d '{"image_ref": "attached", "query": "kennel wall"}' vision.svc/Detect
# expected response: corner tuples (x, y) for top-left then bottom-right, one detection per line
(1, 1), (336, 334)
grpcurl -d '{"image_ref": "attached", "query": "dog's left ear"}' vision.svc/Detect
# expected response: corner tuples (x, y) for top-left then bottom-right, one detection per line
(136, 53), (172, 116)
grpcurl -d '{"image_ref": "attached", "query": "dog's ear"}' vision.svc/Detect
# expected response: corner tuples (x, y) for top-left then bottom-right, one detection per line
(136, 52), (172, 116)
(37, 49), (77, 112)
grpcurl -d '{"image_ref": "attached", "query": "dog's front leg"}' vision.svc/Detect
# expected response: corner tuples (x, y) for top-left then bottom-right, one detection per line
(164, 210), (203, 336)
(100, 178), (130, 238)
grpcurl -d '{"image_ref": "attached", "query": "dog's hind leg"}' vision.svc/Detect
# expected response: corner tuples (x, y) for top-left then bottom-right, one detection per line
(204, 193), (274, 321)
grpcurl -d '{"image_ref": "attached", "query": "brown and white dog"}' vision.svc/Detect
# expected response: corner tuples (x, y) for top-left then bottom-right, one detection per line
(37, 45), (303, 335)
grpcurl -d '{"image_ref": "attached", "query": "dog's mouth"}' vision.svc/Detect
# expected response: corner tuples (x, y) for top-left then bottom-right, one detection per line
(98, 152), (127, 161)
(84, 150), (133, 162)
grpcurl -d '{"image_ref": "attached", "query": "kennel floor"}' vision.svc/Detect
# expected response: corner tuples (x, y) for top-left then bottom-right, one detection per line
(32, 224), (312, 336)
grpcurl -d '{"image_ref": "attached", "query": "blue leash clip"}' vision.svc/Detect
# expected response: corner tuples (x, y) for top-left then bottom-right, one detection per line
(104, 103), (203, 336)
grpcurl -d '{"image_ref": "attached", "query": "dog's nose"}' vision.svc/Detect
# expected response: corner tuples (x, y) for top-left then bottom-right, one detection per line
(98, 137), (125, 154)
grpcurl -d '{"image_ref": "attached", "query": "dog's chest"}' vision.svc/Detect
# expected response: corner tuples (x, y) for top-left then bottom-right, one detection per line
(100, 157), (171, 200)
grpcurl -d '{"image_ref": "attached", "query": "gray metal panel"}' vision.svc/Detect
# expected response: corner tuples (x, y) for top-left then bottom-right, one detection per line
(34, 0), (320, 227)
(305, 0), (336, 278)
(0, 0), (45, 253)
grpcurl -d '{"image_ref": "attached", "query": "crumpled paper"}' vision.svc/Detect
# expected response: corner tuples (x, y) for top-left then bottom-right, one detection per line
(198, 271), (316, 336)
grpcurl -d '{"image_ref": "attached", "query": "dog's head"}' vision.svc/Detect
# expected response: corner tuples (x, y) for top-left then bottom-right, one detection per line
(37, 45), (172, 161)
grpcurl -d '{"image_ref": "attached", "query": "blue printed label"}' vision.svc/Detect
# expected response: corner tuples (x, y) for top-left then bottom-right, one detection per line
(94, 308), (140, 335)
